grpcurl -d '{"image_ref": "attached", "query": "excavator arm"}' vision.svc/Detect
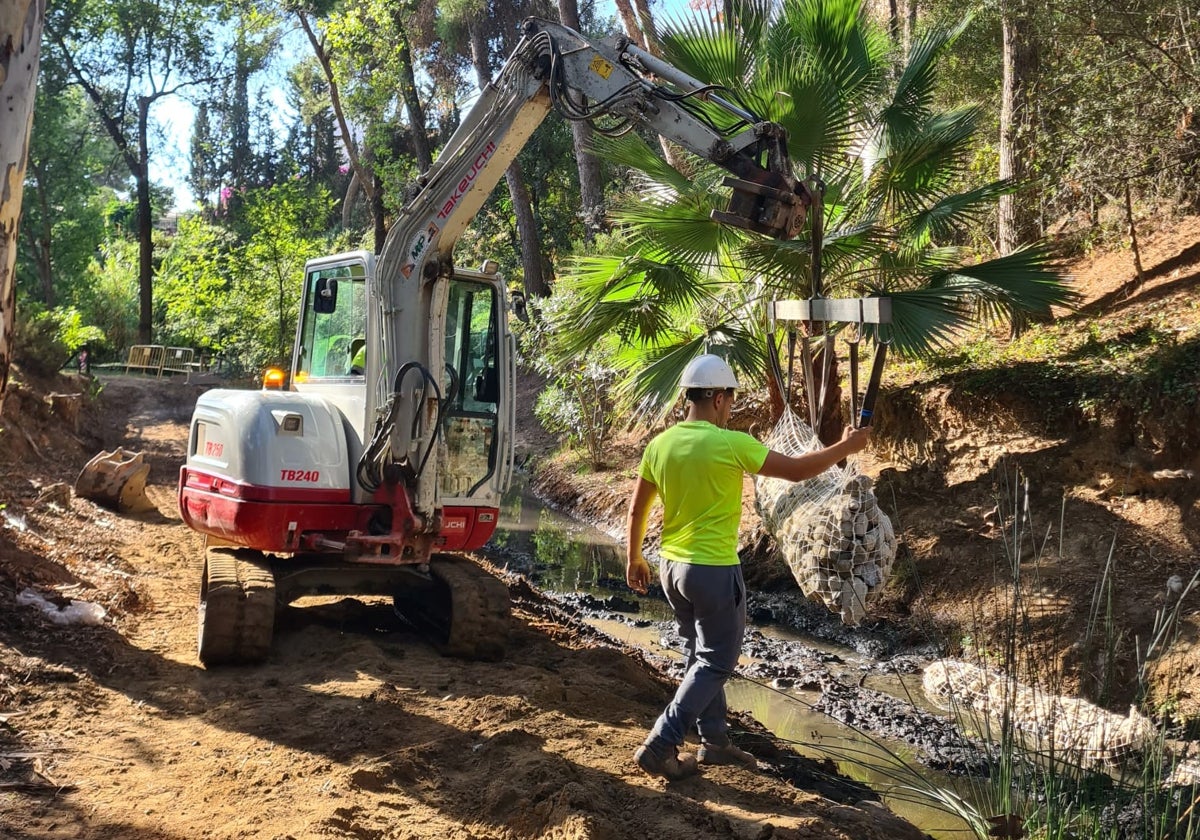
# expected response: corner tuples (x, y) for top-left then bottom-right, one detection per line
(364, 17), (814, 525)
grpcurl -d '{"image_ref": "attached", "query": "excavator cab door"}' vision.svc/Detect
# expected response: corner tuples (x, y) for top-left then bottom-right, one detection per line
(438, 273), (510, 504)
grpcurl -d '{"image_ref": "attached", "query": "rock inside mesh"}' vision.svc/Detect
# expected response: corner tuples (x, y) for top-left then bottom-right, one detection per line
(754, 411), (897, 626)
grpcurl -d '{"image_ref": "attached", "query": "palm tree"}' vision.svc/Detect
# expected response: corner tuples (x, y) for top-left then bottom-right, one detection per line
(550, 0), (1077, 436)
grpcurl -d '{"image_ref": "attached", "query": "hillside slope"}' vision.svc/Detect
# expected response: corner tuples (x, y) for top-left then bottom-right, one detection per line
(532, 215), (1200, 725)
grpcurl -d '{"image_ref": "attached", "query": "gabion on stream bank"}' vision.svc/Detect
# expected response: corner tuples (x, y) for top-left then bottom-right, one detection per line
(754, 410), (897, 626)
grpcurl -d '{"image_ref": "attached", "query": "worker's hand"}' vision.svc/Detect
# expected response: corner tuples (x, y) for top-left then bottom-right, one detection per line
(840, 424), (872, 454)
(626, 553), (652, 595)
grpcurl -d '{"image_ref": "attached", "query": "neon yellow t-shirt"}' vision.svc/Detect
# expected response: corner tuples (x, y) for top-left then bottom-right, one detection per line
(639, 420), (769, 566)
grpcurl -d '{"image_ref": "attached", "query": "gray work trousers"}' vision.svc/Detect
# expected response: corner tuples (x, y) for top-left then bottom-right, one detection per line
(645, 560), (746, 755)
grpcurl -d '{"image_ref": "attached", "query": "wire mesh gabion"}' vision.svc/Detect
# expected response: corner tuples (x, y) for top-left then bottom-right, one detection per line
(753, 409), (897, 626)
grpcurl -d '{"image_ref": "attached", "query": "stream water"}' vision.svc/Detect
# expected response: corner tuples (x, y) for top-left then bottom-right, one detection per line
(480, 478), (991, 838)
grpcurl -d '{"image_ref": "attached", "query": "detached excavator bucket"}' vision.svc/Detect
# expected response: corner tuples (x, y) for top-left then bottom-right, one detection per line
(75, 448), (153, 512)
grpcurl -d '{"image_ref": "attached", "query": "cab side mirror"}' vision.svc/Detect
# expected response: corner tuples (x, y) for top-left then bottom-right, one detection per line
(314, 278), (338, 314)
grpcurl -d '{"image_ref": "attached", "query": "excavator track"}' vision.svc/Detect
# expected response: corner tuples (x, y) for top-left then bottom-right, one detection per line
(198, 547), (276, 667)
(395, 555), (510, 661)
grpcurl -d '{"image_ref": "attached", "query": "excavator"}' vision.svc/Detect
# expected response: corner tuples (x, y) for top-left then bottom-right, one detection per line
(175, 17), (816, 665)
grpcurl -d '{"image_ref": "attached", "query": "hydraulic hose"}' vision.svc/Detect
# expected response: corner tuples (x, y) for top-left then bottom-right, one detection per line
(356, 362), (444, 493)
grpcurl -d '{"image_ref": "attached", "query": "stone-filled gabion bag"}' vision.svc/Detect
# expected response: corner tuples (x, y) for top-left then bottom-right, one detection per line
(753, 409), (897, 625)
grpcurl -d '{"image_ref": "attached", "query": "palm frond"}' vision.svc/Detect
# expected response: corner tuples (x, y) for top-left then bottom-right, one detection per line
(900, 179), (1017, 247)
(877, 286), (971, 356)
(740, 220), (887, 292)
(869, 107), (982, 218)
(927, 247), (1080, 321)
(878, 13), (972, 139)
(617, 324), (765, 421)
(588, 133), (693, 194)
(613, 196), (736, 269)
(555, 254), (720, 355)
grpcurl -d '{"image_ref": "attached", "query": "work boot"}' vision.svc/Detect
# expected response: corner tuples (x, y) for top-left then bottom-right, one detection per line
(698, 741), (758, 768)
(635, 745), (699, 781)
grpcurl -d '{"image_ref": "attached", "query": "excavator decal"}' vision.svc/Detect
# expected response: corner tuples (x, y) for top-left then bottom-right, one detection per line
(438, 141), (498, 221)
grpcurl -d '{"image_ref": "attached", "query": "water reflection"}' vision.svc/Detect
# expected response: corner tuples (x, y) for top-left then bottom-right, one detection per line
(484, 478), (673, 621)
(726, 680), (979, 838)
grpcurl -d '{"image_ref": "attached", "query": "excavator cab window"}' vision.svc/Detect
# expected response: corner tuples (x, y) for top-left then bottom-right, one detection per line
(295, 264), (368, 379)
(440, 278), (500, 498)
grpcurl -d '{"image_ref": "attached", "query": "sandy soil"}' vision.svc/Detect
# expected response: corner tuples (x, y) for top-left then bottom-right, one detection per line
(0, 380), (927, 839)
(2, 214), (1199, 839)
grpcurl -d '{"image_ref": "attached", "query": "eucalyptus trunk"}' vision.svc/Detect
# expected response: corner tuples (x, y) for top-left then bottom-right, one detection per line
(998, 0), (1039, 254)
(0, 0), (44, 414)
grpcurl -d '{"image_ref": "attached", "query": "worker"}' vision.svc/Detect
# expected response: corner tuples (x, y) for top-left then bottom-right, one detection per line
(348, 338), (366, 376)
(626, 353), (871, 781)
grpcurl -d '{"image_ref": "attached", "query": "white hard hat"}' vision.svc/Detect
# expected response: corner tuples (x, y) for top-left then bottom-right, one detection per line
(679, 354), (739, 390)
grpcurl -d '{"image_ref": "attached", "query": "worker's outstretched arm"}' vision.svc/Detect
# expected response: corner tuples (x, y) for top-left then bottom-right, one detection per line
(757, 425), (872, 482)
(625, 477), (658, 594)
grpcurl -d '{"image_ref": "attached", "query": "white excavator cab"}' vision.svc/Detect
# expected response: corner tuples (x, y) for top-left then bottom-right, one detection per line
(290, 252), (512, 513)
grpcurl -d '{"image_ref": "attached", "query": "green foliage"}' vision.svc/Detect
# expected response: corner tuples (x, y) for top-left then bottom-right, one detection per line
(13, 307), (107, 376)
(925, 0), (1200, 244)
(224, 181), (339, 372)
(80, 235), (141, 361)
(552, 0), (1075, 422)
(154, 215), (237, 352)
(17, 82), (127, 309)
(518, 292), (619, 470)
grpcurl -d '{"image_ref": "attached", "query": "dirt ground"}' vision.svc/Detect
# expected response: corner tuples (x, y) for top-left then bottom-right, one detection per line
(2, 215), (1199, 839)
(0, 384), (928, 836)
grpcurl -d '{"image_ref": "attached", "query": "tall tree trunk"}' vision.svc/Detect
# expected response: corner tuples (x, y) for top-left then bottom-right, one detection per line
(396, 34), (432, 173)
(468, 24), (549, 297)
(887, 0), (901, 47)
(611, 0), (644, 51)
(372, 172), (386, 255)
(297, 12), (376, 215)
(0, 0), (44, 413)
(28, 160), (55, 306)
(557, 0), (605, 239)
(905, 0), (917, 60)
(136, 96), (154, 345)
(998, 0), (1039, 255)
(611, 0), (682, 169)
